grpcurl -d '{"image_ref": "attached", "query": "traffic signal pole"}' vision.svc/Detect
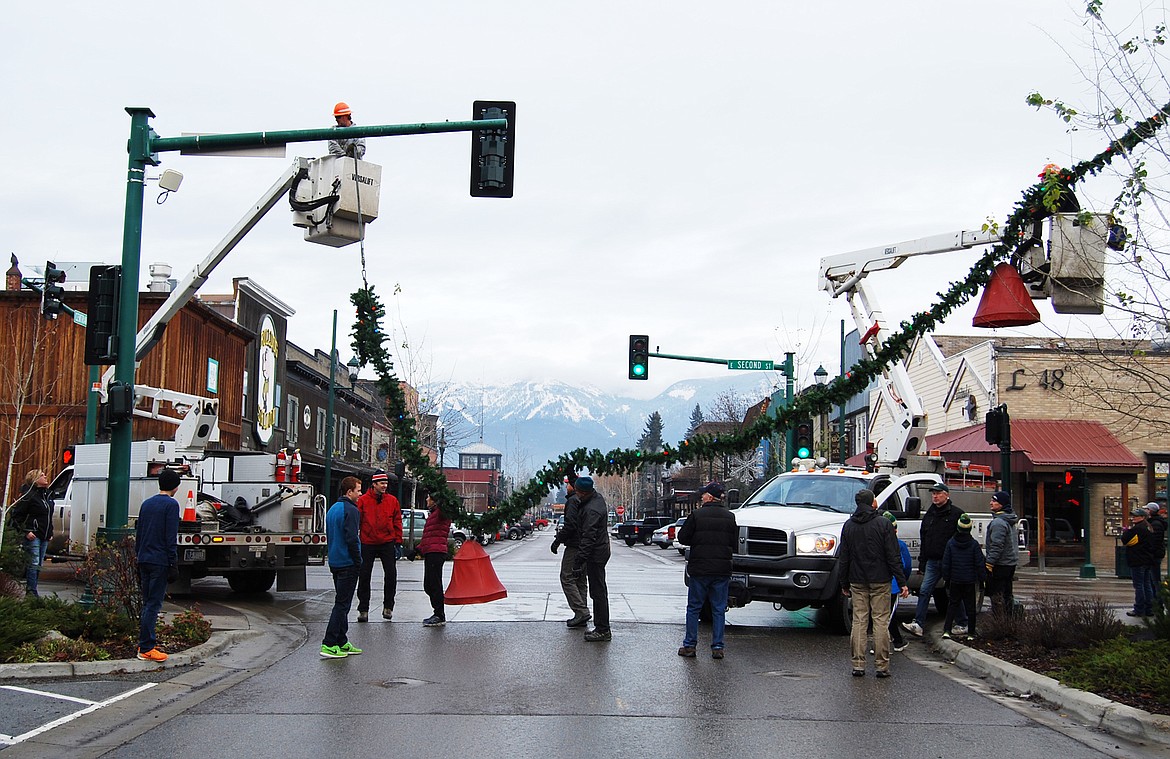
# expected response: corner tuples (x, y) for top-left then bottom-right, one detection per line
(103, 107), (509, 541)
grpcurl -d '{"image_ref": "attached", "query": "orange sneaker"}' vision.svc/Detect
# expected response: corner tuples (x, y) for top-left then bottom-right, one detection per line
(137, 648), (168, 662)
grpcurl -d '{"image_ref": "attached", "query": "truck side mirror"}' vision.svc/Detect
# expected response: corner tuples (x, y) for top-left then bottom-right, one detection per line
(904, 496), (921, 520)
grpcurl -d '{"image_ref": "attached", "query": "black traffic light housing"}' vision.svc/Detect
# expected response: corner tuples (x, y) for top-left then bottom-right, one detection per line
(42, 261), (66, 320)
(470, 101), (516, 198)
(985, 405), (1010, 446)
(628, 335), (649, 380)
(84, 265), (122, 365)
(794, 419), (813, 459)
(1063, 467), (1087, 491)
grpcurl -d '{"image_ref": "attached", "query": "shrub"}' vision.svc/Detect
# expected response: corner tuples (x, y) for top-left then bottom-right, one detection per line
(159, 607), (211, 647)
(1057, 637), (1170, 703)
(11, 637), (112, 663)
(1143, 580), (1170, 641)
(74, 535), (142, 622)
(976, 593), (1122, 653)
(0, 596), (50, 662)
(0, 522), (29, 583)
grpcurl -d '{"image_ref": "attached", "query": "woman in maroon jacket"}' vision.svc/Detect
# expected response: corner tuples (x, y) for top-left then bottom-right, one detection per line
(419, 495), (452, 627)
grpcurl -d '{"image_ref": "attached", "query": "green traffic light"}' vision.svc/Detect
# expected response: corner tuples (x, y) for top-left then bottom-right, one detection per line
(632, 363), (646, 377)
(796, 446), (812, 459)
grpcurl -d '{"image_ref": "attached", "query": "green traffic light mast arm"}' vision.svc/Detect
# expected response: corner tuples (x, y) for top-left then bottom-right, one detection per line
(648, 351), (728, 365)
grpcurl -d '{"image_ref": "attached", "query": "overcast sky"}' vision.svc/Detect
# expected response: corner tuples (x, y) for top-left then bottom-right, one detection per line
(6, 0), (1156, 399)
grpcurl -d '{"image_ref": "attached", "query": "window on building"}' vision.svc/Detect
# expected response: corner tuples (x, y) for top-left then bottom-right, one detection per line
(287, 396), (299, 446)
(316, 408), (326, 452)
(338, 419), (348, 457)
(361, 427), (370, 461)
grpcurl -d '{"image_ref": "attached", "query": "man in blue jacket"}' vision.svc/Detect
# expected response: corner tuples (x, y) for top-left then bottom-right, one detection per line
(136, 469), (181, 662)
(322, 476), (364, 659)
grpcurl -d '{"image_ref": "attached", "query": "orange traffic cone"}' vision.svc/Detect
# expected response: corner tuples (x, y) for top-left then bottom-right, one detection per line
(444, 540), (508, 605)
(973, 262), (1042, 328)
(182, 490), (198, 523)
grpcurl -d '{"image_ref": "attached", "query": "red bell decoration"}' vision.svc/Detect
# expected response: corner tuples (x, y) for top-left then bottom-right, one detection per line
(972, 262), (1042, 328)
(444, 540), (508, 605)
(275, 448), (287, 482)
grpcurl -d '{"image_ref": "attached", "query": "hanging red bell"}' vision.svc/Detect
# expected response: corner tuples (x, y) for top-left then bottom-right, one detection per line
(972, 262), (1042, 328)
(444, 540), (508, 605)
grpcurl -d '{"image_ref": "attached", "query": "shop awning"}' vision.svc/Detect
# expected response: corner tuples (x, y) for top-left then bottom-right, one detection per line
(923, 419), (1144, 474)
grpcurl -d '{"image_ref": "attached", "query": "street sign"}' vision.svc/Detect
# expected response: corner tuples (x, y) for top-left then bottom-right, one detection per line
(727, 359), (774, 371)
(73, 311), (87, 327)
(616, 505), (625, 516)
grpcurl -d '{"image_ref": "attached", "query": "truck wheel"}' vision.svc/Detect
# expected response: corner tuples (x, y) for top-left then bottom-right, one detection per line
(452, 536), (465, 552)
(642, 534), (653, 546)
(227, 570), (277, 594)
(818, 593), (853, 635)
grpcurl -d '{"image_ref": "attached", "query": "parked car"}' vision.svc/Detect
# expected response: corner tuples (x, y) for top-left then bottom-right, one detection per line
(401, 509), (428, 547)
(554, 517), (565, 536)
(652, 519), (685, 550)
(672, 516), (688, 555)
(533, 518), (550, 529)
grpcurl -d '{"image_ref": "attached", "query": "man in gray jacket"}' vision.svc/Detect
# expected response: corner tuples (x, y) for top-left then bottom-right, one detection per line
(984, 490), (1020, 617)
(571, 476), (612, 642)
(551, 474), (590, 628)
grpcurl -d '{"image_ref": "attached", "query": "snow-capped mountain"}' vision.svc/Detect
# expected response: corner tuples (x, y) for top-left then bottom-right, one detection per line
(424, 375), (776, 477)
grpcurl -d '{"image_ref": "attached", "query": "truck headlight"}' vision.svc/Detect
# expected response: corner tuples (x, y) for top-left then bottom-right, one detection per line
(795, 533), (837, 555)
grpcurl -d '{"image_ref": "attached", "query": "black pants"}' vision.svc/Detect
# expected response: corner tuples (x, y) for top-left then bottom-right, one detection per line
(944, 582), (978, 635)
(988, 565), (1016, 614)
(357, 542), (398, 613)
(585, 558), (610, 632)
(423, 552), (446, 619)
(888, 594), (904, 645)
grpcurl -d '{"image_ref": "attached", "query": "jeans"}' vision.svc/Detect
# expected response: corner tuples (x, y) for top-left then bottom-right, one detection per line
(945, 582), (978, 636)
(913, 559), (967, 627)
(987, 564), (1016, 616)
(851, 583), (892, 672)
(423, 552), (447, 619)
(138, 563), (169, 653)
(1131, 564), (1156, 616)
(559, 545), (589, 617)
(584, 558), (610, 632)
(357, 543), (398, 613)
(323, 566), (360, 647)
(683, 575), (730, 650)
(22, 536), (48, 596)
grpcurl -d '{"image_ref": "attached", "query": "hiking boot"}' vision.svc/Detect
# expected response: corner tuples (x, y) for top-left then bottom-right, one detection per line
(423, 615), (446, 627)
(566, 614), (590, 628)
(137, 648), (168, 662)
(677, 646), (697, 658)
(952, 625), (968, 636)
(584, 628), (612, 642)
(876, 670), (891, 679)
(852, 669), (865, 677)
(382, 608), (393, 621)
(338, 642), (363, 655)
(901, 621), (924, 637)
(942, 631), (952, 639)
(711, 649), (724, 660)
(357, 611), (369, 623)
(319, 644), (347, 659)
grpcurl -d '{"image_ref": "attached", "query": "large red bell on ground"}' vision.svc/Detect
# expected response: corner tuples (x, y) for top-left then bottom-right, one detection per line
(972, 262), (1042, 328)
(444, 540), (508, 605)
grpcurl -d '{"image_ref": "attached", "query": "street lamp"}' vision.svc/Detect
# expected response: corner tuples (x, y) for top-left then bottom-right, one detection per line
(813, 365), (828, 458)
(347, 356), (360, 385)
(814, 365), (828, 385)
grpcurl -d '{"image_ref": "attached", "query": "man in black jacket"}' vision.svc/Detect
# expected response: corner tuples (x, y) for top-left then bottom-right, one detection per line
(1122, 505), (1157, 617)
(1145, 502), (1167, 597)
(903, 483), (966, 637)
(677, 481), (737, 659)
(839, 489), (909, 678)
(551, 474), (590, 628)
(572, 477), (612, 642)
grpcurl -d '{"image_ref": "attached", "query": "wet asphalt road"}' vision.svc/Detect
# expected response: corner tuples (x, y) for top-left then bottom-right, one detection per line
(3, 529), (1163, 759)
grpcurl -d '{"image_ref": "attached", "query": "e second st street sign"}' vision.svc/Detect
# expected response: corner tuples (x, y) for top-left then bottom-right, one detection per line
(727, 359), (774, 371)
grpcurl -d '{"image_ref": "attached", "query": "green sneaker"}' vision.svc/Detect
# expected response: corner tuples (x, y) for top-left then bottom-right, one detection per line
(338, 642), (363, 655)
(320, 644), (347, 659)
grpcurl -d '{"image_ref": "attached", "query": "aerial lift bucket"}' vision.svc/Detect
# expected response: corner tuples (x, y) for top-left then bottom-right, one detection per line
(973, 262), (1042, 328)
(444, 540), (508, 604)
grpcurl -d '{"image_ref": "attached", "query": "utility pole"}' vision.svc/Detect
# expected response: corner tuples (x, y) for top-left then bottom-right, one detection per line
(102, 107), (509, 541)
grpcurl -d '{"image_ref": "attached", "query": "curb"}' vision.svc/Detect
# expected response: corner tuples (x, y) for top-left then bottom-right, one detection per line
(0, 629), (260, 681)
(931, 631), (1170, 748)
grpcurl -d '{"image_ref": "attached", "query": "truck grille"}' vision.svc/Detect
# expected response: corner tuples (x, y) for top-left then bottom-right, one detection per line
(742, 526), (788, 557)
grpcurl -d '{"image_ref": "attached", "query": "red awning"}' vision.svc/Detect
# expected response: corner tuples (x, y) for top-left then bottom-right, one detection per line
(924, 419), (1143, 473)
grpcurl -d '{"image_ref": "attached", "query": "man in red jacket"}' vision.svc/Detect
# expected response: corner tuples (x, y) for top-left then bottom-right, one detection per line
(356, 471), (402, 622)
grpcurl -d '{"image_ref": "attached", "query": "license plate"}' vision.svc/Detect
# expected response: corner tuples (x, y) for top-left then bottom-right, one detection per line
(731, 573), (748, 586)
(184, 548), (206, 562)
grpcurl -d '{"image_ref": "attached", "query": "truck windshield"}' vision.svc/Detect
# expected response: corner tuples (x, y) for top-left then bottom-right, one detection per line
(741, 475), (866, 514)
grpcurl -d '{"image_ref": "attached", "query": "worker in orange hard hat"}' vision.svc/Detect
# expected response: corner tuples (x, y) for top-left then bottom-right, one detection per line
(328, 101), (366, 160)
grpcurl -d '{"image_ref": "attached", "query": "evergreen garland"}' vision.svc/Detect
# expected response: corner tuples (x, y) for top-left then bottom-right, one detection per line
(348, 101), (1170, 536)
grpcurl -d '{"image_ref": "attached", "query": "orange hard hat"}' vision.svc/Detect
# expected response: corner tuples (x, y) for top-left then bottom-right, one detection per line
(333, 102), (352, 117)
